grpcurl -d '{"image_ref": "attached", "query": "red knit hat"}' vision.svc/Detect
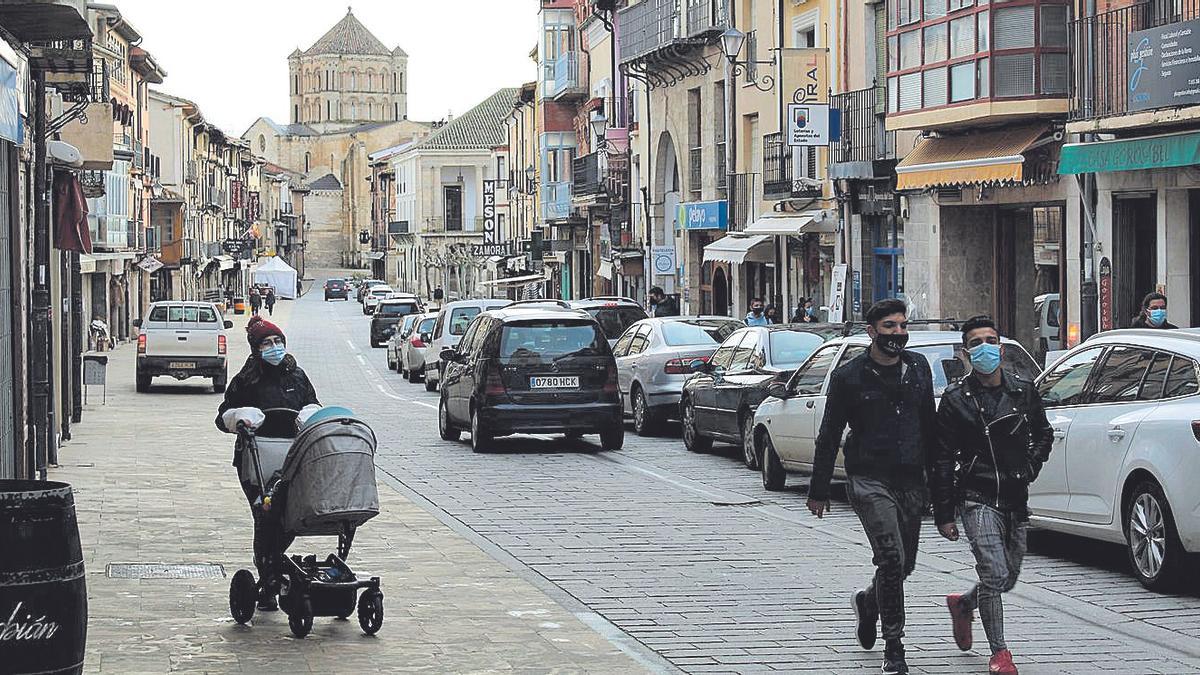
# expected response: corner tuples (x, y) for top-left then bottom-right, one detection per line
(246, 315), (285, 348)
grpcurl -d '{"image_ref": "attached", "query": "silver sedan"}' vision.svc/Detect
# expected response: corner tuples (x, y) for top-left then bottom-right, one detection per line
(613, 316), (744, 436)
(399, 313), (438, 383)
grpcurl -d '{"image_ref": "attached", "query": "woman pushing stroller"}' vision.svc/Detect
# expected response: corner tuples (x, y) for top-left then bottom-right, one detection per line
(216, 315), (318, 610)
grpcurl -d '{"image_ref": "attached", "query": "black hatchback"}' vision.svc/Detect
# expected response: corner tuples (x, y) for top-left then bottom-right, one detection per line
(437, 302), (624, 453)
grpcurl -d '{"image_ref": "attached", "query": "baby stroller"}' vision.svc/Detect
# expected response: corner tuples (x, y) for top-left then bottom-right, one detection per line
(228, 407), (384, 638)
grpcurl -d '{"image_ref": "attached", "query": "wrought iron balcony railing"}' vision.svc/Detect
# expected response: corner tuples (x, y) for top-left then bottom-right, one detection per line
(572, 152), (604, 197)
(727, 173), (757, 233)
(831, 87), (895, 164)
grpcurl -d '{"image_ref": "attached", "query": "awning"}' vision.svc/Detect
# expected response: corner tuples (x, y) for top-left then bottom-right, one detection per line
(702, 234), (774, 265)
(1059, 130), (1200, 175)
(895, 125), (1048, 190)
(478, 272), (548, 287)
(743, 211), (835, 235)
(216, 255), (236, 271)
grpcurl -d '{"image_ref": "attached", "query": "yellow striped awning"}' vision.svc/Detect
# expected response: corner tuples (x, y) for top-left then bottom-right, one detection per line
(895, 125), (1049, 190)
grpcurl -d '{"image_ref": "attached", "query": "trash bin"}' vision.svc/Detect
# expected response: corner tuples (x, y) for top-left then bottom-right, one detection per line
(234, 297), (246, 315)
(82, 353), (108, 405)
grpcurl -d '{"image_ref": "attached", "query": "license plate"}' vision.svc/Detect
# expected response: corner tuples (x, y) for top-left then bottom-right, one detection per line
(168, 362), (196, 369)
(530, 376), (579, 389)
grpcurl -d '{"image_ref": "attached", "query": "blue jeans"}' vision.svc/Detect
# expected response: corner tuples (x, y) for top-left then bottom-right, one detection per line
(960, 501), (1028, 653)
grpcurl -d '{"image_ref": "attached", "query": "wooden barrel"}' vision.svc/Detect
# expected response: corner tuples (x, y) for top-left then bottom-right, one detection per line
(0, 480), (87, 675)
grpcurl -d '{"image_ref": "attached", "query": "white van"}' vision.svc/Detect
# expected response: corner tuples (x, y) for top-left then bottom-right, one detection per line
(422, 299), (510, 391)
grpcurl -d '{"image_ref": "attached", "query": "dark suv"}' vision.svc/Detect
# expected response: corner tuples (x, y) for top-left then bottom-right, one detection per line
(370, 297), (421, 347)
(437, 301), (624, 453)
(567, 297), (649, 348)
(324, 279), (348, 301)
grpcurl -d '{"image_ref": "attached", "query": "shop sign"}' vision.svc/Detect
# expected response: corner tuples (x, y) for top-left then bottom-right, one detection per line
(221, 238), (246, 255)
(651, 246), (676, 277)
(852, 270), (862, 315)
(0, 56), (22, 145)
(136, 255), (164, 273)
(1128, 18), (1200, 112)
(787, 104), (831, 147)
(1099, 257), (1113, 331)
(676, 200), (728, 231)
(828, 264), (848, 323)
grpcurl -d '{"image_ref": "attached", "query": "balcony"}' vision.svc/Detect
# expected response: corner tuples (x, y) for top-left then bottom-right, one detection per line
(727, 173), (757, 232)
(685, 0), (726, 37)
(1068, 0), (1200, 129)
(0, 0), (90, 43)
(688, 147), (702, 198)
(830, 86), (897, 179)
(186, 160), (196, 184)
(550, 51), (586, 101)
(762, 133), (824, 200)
(542, 181), (572, 221)
(132, 139), (144, 172)
(619, 0), (726, 66)
(572, 152), (604, 198)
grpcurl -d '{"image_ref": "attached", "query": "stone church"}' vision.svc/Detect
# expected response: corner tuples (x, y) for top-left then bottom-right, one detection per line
(243, 8), (431, 268)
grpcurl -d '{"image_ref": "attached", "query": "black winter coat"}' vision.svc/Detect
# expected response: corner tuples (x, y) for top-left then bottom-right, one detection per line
(215, 353), (319, 444)
(930, 371), (1053, 524)
(810, 350), (938, 501)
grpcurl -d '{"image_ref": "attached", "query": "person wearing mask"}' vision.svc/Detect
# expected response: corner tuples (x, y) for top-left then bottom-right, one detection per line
(744, 298), (770, 326)
(764, 304), (780, 324)
(932, 316), (1053, 675)
(648, 286), (679, 317)
(807, 298), (937, 675)
(265, 287), (277, 316)
(792, 298), (819, 323)
(1130, 292), (1178, 329)
(216, 316), (320, 610)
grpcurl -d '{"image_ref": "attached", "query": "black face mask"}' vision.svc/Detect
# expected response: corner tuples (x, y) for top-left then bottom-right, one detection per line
(873, 332), (909, 357)
(751, 307), (763, 315)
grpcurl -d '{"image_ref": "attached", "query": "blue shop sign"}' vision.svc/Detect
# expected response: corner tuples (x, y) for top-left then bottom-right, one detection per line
(0, 57), (22, 145)
(677, 200), (728, 231)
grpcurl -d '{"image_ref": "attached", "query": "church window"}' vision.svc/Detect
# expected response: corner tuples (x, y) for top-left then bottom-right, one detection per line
(392, 72), (397, 93)
(305, 152), (311, 173)
(350, 71), (357, 89)
(326, 100), (331, 120)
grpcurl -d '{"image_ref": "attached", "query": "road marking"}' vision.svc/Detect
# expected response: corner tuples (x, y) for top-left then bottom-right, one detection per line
(355, 354), (366, 366)
(374, 382), (436, 408)
(345, 338), (356, 349)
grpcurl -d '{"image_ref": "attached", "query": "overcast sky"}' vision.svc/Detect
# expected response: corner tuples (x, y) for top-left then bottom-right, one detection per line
(116, 0), (538, 136)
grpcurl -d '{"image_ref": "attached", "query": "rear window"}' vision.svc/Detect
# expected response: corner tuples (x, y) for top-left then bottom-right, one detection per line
(149, 305), (216, 323)
(661, 320), (741, 346)
(913, 343), (1041, 395)
(377, 302), (418, 317)
(327, 280), (345, 288)
(769, 331), (828, 368)
(370, 288), (392, 296)
(500, 321), (608, 361)
(587, 307), (649, 339)
(418, 317), (437, 333)
(449, 307), (482, 335)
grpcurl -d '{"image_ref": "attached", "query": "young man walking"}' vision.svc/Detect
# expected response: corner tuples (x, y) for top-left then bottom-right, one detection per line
(808, 299), (937, 674)
(931, 316), (1054, 675)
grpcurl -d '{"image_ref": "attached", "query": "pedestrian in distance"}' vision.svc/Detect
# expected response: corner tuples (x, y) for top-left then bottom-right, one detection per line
(248, 288), (261, 316)
(931, 315), (1054, 675)
(1130, 291), (1178, 329)
(744, 298), (770, 326)
(215, 315), (320, 611)
(764, 304), (780, 324)
(807, 298), (937, 675)
(265, 287), (277, 316)
(792, 297), (819, 323)
(648, 286), (679, 317)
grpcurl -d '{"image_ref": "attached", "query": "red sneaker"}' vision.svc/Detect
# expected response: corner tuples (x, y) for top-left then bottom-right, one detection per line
(946, 593), (973, 651)
(989, 649), (1018, 674)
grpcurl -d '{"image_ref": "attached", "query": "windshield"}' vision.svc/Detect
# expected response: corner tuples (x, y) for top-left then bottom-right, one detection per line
(500, 321), (609, 362)
(377, 303), (418, 317)
(587, 307), (650, 339)
(911, 343), (1042, 395)
(449, 307), (482, 335)
(769, 331), (828, 368)
(661, 319), (741, 346)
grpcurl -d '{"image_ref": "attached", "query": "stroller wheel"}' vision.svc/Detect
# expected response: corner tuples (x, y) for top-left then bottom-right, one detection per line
(288, 597), (314, 638)
(229, 569), (257, 625)
(358, 591), (384, 636)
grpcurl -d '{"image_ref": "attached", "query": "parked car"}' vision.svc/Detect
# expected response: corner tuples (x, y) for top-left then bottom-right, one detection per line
(1026, 328), (1200, 590)
(568, 297), (649, 348)
(386, 313), (422, 369)
(437, 303), (623, 452)
(356, 279), (387, 303)
(397, 312), (438, 383)
(133, 301), (233, 393)
(324, 278), (349, 301)
(362, 285), (395, 315)
(369, 296), (421, 347)
(1034, 292), (1062, 363)
(750, 330), (1040, 489)
(423, 299), (511, 391)
(680, 324), (845, 467)
(613, 316), (744, 436)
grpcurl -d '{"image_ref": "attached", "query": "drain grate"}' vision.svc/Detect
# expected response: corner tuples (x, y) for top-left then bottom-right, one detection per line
(106, 563), (226, 579)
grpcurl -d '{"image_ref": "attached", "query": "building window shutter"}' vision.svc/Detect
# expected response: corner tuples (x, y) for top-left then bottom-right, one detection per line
(994, 53), (1034, 96)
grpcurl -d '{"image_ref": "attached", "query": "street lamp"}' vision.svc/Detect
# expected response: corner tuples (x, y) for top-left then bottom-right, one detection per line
(524, 165), (536, 194)
(720, 27), (775, 92)
(589, 111), (607, 147)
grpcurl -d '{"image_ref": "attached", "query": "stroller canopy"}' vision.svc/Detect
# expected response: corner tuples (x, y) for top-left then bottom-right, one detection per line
(278, 413), (379, 536)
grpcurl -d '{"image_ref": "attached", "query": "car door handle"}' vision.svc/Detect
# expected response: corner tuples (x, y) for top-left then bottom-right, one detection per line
(1052, 429), (1067, 440)
(1107, 427), (1126, 441)
(805, 400), (815, 409)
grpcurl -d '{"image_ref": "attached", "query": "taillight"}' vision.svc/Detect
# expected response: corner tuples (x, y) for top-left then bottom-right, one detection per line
(485, 362), (506, 396)
(411, 336), (425, 348)
(218, 334), (227, 355)
(664, 356), (706, 374)
(137, 333), (146, 354)
(1192, 420), (1200, 442)
(603, 364), (619, 394)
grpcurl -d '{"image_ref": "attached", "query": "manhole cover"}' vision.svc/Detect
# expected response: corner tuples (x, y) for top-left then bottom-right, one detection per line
(106, 563), (226, 579)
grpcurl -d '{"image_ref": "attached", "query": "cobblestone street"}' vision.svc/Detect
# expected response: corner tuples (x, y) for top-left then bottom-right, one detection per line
(50, 286), (1200, 673)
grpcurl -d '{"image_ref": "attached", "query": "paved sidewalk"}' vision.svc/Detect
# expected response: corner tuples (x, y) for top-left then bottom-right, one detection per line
(51, 300), (651, 674)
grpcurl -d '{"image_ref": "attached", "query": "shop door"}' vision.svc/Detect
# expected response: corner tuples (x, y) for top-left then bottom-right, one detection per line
(0, 146), (13, 478)
(1112, 196), (1157, 328)
(994, 209), (1023, 337)
(713, 267), (729, 317)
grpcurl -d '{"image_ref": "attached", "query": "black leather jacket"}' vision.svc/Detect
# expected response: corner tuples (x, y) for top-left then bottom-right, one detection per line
(930, 371), (1054, 524)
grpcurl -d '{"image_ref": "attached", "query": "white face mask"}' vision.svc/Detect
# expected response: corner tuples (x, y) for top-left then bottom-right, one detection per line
(261, 344), (286, 366)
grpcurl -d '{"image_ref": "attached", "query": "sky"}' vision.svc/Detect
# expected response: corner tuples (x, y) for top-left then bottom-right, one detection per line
(115, 0), (539, 136)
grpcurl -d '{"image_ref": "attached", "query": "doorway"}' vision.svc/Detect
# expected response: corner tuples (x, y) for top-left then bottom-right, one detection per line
(444, 185), (463, 231)
(712, 266), (729, 316)
(1112, 195), (1157, 328)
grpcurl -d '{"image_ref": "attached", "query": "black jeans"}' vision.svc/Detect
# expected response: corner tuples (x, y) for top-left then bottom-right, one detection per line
(846, 475), (927, 643)
(240, 481), (294, 586)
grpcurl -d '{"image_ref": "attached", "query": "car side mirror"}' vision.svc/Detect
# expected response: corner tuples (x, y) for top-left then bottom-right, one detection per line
(132, 319), (141, 328)
(689, 359), (710, 373)
(766, 381), (790, 400)
(224, 320), (233, 329)
(440, 347), (459, 363)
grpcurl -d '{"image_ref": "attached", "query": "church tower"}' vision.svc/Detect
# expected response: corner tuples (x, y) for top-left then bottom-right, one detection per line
(287, 7), (408, 131)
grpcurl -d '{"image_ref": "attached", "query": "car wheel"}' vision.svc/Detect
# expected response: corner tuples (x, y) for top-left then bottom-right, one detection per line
(740, 414), (760, 469)
(136, 373), (151, 393)
(681, 397), (712, 453)
(470, 406), (492, 453)
(761, 432), (786, 491)
(600, 423), (624, 451)
(409, 367), (422, 384)
(438, 395), (460, 442)
(1126, 480), (1188, 591)
(632, 387), (659, 437)
(424, 375), (437, 392)
(212, 372), (227, 394)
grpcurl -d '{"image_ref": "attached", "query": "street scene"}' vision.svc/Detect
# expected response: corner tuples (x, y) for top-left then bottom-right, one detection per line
(2, 0), (1200, 674)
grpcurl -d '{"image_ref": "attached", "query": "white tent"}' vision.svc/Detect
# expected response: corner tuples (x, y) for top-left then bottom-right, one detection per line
(251, 257), (298, 299)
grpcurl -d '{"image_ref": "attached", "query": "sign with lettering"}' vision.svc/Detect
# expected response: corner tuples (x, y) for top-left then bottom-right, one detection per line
(1128, 18), (1200, 112)
(676, 200), (728, 231)
(787, 103), (831, 147)
(652, 246), (676, 276)
(1099, 257), (1113, 331)
(783, 48), (829, 106)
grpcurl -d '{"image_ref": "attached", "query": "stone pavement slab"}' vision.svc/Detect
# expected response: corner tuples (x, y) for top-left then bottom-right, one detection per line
(50, 298), (654, 674)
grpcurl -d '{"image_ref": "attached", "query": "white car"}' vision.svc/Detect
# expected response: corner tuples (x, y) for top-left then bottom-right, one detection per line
(1027, 328), (1200, 590)
(134, 301), (234, 393)
(362, 286), (395, 315)
(751, 330), (1039, 484)
(423, 299), (510, 391)
(386, 313), (423, 370)
(398, 312), (438, 383)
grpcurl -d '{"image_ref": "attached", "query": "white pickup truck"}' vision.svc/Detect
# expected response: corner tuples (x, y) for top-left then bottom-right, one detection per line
(134, 301), (233, 393)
